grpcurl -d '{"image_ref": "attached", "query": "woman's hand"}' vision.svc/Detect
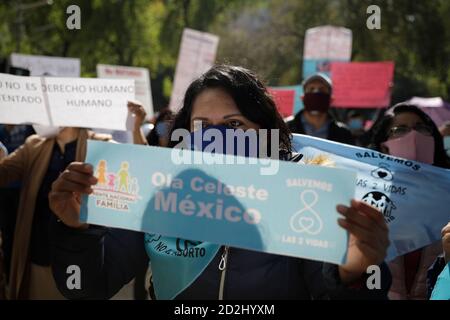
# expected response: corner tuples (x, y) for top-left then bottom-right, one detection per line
(442, 222), (450, 263)
(336, 199), (390, 284)
(49, 162), (97, 229)
(127, 101), (147, 130)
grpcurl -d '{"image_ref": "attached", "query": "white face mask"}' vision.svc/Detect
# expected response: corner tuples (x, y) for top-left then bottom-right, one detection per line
(32, 125), (63, 138)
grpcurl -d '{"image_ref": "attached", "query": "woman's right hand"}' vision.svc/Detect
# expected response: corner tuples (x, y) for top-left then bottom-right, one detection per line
(49, 162), (98, 229)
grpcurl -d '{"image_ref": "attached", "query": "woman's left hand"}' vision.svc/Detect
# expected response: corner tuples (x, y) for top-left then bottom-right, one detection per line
(336, 199), (390, 284)
(127, 101), (147, 130)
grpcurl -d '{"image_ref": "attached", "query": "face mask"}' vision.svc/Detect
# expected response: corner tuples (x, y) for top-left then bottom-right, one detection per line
(32, 125), (63, 138)
(348, 119), (364, 130)
(156, 122), (169, 138)
(189, 125), (260, 158)
(303, 92), (331, 114)
(382, 130), (435, 164)
(444, 136), (450, 157)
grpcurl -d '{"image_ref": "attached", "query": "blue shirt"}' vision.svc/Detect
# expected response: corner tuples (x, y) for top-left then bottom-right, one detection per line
(0, 125), (35, 153)
(300, 113), (331, 139)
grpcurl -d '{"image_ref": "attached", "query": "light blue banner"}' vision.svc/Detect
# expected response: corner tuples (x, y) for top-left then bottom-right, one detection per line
(80, 140), (357, 265)
(292, 134), (450, 261)
(144, 234), (220, 300)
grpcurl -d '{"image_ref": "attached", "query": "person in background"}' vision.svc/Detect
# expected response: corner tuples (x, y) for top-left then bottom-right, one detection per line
(0, 125), (35, 154)
(346, 111), (366, 146)
(439, 121), (450, 157)
(0, 124), (36, 286)
(0, 142), (7, 159)
(287, 73), (354, 145)
(0, 141), (6, 299)
(0, 126), (112, 299)
(369, 102), (450, 300)
(146, 108), (173, 147)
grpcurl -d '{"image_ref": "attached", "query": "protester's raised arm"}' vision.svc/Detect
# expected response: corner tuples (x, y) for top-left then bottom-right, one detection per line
(128, 101), (148, 146)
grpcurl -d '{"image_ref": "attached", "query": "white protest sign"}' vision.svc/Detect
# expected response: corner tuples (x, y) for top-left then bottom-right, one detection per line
(43, 77), (135, 130)
(169, 28), (219, 112)
(10, 53), (80, 77)
(303, 26), (352, 60)
(0, 73), (50, 125)
(97, 64), (154, 118)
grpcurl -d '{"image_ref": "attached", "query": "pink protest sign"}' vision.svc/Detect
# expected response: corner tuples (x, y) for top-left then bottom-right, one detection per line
(268, 89), (295, 117)
(331, 62), (394, 108)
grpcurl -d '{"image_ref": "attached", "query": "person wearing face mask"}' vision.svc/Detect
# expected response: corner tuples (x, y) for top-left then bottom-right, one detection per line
(439, 121), (450, 157)
(146, 108), (173, 147)
(287, 73), (354, 145)
(47, 65), (391, 300)
(346, 111), (367, 147)
(0, 126), (112, 299)
(369, 102), (450, 300)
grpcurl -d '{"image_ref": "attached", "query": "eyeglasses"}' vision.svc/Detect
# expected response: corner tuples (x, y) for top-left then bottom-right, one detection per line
(388, 124), (433, 138)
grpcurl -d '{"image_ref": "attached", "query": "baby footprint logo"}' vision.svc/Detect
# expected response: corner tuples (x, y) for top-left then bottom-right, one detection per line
(290, 190), (323, 235)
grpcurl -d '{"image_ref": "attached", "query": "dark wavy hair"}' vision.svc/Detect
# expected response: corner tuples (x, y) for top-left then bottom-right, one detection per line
(369, 102), (450, 169)
(168, 64), (292, 154)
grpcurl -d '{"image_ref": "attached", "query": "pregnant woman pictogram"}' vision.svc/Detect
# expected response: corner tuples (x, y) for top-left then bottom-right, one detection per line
(290, 190), (323, 235)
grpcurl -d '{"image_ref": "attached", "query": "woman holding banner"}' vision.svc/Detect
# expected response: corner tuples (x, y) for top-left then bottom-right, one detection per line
(369, 102), (450, 300)
(48, 65), (391, 300)
(0, 126), (111, 299)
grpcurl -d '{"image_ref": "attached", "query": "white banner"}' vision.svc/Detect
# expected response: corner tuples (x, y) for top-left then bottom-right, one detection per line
(44, 77), (135, 130)
(0, 73), (49, 125)
(303, 26), (352, 60)
(169, 28), (219, 112)
(97, 64), (153, 118)
(10, 53), (80, 77)
(0, 73), (135, 130)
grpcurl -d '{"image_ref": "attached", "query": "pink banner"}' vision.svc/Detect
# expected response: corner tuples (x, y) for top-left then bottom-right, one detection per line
(331, 62), (394, 108)
(268, 89), (295, 117)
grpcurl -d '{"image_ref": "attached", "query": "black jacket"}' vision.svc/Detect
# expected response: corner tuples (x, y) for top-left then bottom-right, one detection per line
(50, 219), (391, 300)
(288, 111), (355, 145)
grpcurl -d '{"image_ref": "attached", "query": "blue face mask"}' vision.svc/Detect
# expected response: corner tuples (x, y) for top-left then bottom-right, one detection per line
(348, 119), (364, 130)
(155, 121), (169, 137)
(444, 136), (450, 157)
(189, 125), (260, 158)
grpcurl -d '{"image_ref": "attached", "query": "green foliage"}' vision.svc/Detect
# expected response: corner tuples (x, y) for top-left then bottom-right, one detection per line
(0, 0), (448, 110)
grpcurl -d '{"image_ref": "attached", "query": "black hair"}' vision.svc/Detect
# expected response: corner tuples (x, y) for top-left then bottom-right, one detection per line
(168, 64), (292, 154)
(146, 108), (174, 146)
(369, 102), (450, 169)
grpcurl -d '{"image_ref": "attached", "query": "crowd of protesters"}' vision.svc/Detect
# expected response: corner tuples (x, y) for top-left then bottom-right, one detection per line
(0, 64), (449, 300)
